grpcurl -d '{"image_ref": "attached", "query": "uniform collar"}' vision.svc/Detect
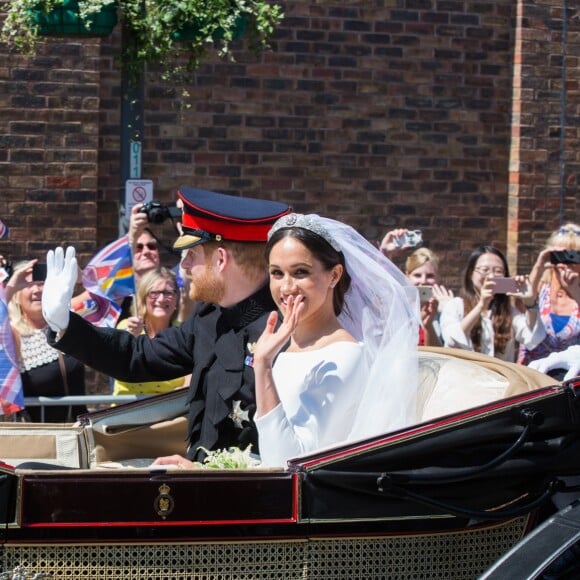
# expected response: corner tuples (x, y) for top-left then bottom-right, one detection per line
(219, 284), (276, 331)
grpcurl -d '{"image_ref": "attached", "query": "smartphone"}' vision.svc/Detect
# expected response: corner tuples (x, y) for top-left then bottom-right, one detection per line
(550, 249), (580, 265)
(418, 285), (433, 303)
(32, 263), (47, 282)
(491, 276), (518, 294)
(393, 230), (423, 249)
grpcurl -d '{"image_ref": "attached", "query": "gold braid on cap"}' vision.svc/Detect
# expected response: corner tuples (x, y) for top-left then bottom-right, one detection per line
(268, 213), (341, 252)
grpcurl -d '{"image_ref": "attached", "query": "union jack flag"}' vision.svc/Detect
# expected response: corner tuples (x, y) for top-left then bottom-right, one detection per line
(0, 285), (24, 415)
(0, 218), (8, 239)
(72, 291), (122, 328)
(82, 235), (135, 303)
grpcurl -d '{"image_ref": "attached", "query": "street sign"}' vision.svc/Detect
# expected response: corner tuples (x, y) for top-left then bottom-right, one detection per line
(125, 179), (153, 218)
(129, 140), (142, 179)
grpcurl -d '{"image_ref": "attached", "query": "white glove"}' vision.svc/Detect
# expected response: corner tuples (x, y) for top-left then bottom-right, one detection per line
(529, 345), (580, 381)
(42, 246), (78, 333)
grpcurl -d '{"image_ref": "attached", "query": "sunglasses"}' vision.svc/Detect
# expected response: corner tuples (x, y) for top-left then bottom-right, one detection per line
(557, 227), (580, 236)
(136, 242), (158, 252)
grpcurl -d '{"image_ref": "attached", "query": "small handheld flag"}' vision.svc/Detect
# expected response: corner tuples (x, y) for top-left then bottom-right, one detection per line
(82, 236), (135, 303)
(72, 292), (122, 328)
(0, 285), (24, 415)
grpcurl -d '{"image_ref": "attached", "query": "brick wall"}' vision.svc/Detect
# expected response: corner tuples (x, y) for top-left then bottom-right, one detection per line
(509, 0), (580, 271)
(1, 0), (579, 287)
(0, 37), (104, 260)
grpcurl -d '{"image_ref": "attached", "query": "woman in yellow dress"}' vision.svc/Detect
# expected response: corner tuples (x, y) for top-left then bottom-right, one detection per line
(113, 267), (190, 396)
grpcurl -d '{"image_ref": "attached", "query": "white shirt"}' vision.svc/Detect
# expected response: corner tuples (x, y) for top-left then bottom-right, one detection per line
(440, 297), (546, 362)
(255, 341), (364, 467)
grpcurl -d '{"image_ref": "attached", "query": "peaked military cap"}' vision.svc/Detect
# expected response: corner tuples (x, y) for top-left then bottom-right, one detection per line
(174, 187), (291, 250)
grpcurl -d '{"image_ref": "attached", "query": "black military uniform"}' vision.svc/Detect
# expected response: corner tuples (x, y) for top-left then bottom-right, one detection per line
(54, 284), (275, 459)
(50, 187), (290, 460)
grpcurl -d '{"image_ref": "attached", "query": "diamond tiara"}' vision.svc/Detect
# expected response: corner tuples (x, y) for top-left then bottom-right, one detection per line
(268, 213), (341, 252)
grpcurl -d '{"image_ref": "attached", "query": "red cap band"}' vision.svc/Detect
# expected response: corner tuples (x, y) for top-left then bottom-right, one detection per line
(178, 187), (290, 244)
(181, 212), (276, 242)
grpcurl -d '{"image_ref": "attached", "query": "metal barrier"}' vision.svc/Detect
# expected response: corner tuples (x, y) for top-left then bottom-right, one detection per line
(22, 395), (149, 422)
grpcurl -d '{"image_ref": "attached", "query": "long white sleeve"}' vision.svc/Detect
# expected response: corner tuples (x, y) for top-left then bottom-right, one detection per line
(512, 308), (546, 351)
(440, 297), (473, 351)
(255, 342), (364, 467)
(440, 297), (546, 362)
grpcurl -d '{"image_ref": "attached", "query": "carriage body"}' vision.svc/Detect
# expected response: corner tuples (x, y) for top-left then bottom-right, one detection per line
(0, 348), (577, 579)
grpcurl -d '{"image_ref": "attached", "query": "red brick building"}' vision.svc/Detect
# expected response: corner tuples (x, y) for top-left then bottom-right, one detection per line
(1, 0), (579, 285)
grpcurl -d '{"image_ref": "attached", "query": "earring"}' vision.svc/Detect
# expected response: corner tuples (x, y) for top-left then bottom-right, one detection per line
(330, 282), (336, 289)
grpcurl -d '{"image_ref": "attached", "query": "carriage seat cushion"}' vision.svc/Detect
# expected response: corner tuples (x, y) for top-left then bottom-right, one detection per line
(416, 347), (557, 422)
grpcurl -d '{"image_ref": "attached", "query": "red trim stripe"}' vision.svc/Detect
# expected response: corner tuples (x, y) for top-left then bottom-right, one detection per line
(181, 212), (284, 242)
(24, 516), (297, 528)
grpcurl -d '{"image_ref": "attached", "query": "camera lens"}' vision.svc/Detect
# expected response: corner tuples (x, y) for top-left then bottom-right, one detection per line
(141, 202), (170, 224)
(148, 209), (168, 224)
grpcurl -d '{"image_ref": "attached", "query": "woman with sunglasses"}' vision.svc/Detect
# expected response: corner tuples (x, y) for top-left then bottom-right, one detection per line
(127, 203), (195, 324)
(112, 267), (190, 396)
(519, 224), (580, 375)
(440, 245), (545, 362)
(132, 232), (161, 282)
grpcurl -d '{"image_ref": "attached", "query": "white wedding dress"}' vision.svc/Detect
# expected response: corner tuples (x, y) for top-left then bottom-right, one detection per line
(255, 341), (365, 467)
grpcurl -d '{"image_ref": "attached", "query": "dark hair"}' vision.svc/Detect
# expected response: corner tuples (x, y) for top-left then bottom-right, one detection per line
(265, 227), (351, 316)
(461, 245), (512, 355)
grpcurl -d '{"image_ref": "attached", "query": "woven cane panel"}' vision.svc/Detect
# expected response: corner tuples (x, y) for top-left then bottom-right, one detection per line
(1, 518), (527, 579)
(1, 542), (307, 579)
(306, 516), (528, 579)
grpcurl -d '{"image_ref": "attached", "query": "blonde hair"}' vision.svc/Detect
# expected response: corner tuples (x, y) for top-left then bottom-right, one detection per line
(135, 267), (180, 326)
(405, 247), (440, 276)
(7, 261), (39, 336)
(542, 223), (580, 285)
(546, 223), (580, 251)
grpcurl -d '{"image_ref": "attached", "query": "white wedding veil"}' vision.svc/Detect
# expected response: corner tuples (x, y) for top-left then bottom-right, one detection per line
(269, 214), (420, 442)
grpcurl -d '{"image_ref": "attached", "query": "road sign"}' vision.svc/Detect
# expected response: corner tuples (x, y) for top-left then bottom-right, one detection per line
(129, 140), (142, 179)
(125, 179), (153, 218)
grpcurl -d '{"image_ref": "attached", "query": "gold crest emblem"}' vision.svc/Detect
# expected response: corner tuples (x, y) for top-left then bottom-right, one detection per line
(154, 482), (175, 519)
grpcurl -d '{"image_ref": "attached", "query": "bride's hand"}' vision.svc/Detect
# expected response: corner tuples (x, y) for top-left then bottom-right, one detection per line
(254, 295), (304, 367)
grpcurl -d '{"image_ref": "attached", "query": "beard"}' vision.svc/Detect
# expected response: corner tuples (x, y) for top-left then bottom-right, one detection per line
(188, 266), (225, 304)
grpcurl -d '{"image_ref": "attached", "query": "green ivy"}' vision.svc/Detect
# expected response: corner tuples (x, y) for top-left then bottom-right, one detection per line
(2, 0), (118, 51)
(2, 0), (284, 95)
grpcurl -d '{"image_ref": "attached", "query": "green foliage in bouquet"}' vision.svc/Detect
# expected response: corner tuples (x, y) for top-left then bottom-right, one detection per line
(195, 446), (261, 469)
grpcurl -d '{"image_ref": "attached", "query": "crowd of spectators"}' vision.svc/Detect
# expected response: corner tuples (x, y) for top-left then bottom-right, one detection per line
(382, 224), (579, 374)
(0, 202), (191, 421)
(1, 207), (578, 434)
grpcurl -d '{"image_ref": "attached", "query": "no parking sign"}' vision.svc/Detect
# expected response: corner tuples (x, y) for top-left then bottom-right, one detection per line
(125, 179), (153, 217)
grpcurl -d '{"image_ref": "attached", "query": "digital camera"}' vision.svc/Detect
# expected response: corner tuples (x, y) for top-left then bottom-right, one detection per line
(139, 201), (182, 224)
(32, 263), (47, 282)
(393, 230), (423, 249)
(550, 249), (580, 265)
